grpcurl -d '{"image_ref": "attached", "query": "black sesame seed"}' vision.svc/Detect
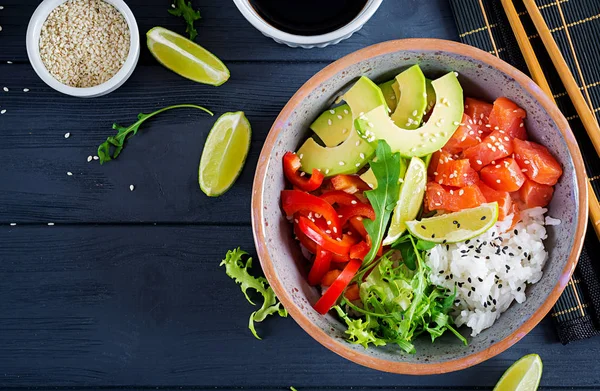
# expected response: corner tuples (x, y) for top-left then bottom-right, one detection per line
(457, 223), (461, 228)
(498, 284), (503, 288)
(458, 282), (464, 287)
(471, 287), (476, 292)
(524, 252), (528, 258)
(493, 299), (497, 305)
(468, 291), (471, 297)
(478, 277), (483, 282)
(468, 245), (474, 249)
(486, 256), (490, 260)
(474, 255), (480, 259)
(431, 234), (436, 238)
(421, 225), (426, 230)
(488, 295), (493, 300)
(445, 275), (450, 280)
(509, 252), (514, 256)
(461, 250), (468, 254)
(506, 265), (511, 270)
(517, 287), (522, 292)
(483, 241), (487, 245)
(439, 270), (444, 274)
(503, 246), (509, 250)
(446, 245), (450, 251)
(454, 299), (460, 304)
(453, 220), (458, 225)
(468, 277), (472, 283)
(518, 246), (522, 250)
(442, 239), (447, 244)
(461, 254), (468, 258)
(528, 254), (532, 261)
(465, 239), (471, 244)
(484, 303), (488, 308)
(450, 274), (454, 279)
(514, 229), (518, 235)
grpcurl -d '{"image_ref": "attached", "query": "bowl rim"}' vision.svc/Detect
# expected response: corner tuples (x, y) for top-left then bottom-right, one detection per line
(25, 0), (140, 98)
(232, 0), (383, 47)
(251, 38), (588, 375)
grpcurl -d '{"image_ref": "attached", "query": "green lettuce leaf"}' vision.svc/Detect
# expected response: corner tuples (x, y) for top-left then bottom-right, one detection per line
(169, 0), (202, 40)
(220, 248), (287, 339)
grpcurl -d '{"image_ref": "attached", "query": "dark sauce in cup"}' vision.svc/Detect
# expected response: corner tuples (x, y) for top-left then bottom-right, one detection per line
(249, 0), (369, 36)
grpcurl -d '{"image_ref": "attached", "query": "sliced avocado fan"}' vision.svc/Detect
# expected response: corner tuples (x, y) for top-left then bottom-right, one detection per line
(355, 71), (464, 157)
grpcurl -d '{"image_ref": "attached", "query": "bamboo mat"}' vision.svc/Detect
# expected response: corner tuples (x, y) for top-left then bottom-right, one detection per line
(450, 0), (600, 343)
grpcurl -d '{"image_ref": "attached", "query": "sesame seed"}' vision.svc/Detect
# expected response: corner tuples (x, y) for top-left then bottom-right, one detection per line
(6, 61), (12, 64)
(325, 169), (330, 174)
(67, 172), (73, 176)
(329, 109), (335, 114)
(39, 0), (130, 87)
(351, 200), (357, 205)
(344, 109), (349, 114)
(87, 155), (93, 162)
(519, 122), (524, 127)
(93, 156), (99, 160)
(299, 172), (305, 177)
(314, 213), (321, 218)
(333, 227), (338, 233)
(325, 230), (331, 234)
(368, 122), (374, 128)
(48, 222), (54, 226)
(22, 88), (30, 93)
(338, 161), (345, 166)
(327, 119), (332, 125)
(294, 218), (299, 224)
(524, 160), (530, 164)
(0, 109), (6, 114)
(10, 223), (16, 226)
(3, 87), (8, 92)
(459, 189), (464, 196)
(476, 160), (483, 165)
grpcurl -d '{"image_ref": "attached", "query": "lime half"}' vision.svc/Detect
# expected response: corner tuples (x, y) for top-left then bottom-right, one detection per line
(199, 112), (251, 196)
(406, 202), (498, 243)
(147, 27), (230, 86)
(383, 157), (426, 245)
(493, 354), (543, 391)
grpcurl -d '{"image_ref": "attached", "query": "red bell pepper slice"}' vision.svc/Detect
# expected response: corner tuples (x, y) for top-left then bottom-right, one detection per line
(337, 203), (375, 226)
(349, 241), (370, 261)
(308, 246), (333, 286)
(330, 174), (371, 194)
(297, 216), (350, 256)
(283, 152), (324, 192)
(348, 216), (368, 238)
(314, 258), (362, 314)
(319, 190), (361, 206)
(282, 190), (341, 236)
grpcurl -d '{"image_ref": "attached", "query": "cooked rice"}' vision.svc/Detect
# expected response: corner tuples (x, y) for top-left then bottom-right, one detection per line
(426, 207), (555, 336)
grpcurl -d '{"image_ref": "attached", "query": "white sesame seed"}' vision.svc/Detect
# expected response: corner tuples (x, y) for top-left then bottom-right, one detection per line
(325, 169), (330, 174)
(294, 218), (299, 224)
(299, 172), (305, 177)
(412, 110), (418, 116)
(338, 161), (345, 166)
(496, 179), (501, 183)
(326, 220), (331, 226)
(9, 223), (16, 226)
(496, 164), (501, 168)
(405, 122), (411, 127)
(3, 87), (8, 92)
(351, 200), (357, 205)
(487, 143), (493, 149)
(453, 121), (460, 126)
(338, 214), (343, 218)
(327, 119), (332, 125)
(0, 6), (4, 10)
(64, 132), (70, 138)
(314, 213), (321, 218)
(524, 160), (530, 164)
(519, 122), (524, 127)
(326, 230), (332, 234)
(459, 189), (464, 196)
(67, 172), (73, 176)
(337, 115), (343, 120)
(355, 163), (361, 167)
(23, 88), (29, 92)
(368, 122), (374, 128)
(329, 109), (335, 114)
(6, 61), (12, 64)
(87, 156), (93, 162)
(476, 160), (483, 165)
(299, 153), (303, 159)
(522, 168), (528, 172)
(48, 223), (54, 226)
(344, 109), (349, 114)
(359, 153), (365, 159)
(93, 156), (99, 160)
(333, 227), (338, 233)
(355, 140), (360, 147)
(0, 109), (6, 114)
(438, 179), (443, 184)
(435, 202), (442, 206)
(449, 189), (454, 195)
(485, 124), (491, 128)
(454, 71), (459, 77)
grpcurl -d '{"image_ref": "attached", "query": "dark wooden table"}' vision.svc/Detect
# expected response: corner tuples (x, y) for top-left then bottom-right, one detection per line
(1, 1), (599, 389)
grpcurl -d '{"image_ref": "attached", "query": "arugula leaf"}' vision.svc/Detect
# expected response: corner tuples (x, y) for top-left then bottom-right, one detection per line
(362, 140), (402, 265)
(97, 104), (213, 164)
(169, 0), (202, 40)
(220, 248), (287, 339)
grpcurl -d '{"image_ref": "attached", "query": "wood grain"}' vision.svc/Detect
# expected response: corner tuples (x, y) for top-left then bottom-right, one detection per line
(1, 225), (600, 388)
(0, 0), (458, 63)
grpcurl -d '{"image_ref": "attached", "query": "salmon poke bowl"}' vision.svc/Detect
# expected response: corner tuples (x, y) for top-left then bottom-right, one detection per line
(251, 39), (587, 374)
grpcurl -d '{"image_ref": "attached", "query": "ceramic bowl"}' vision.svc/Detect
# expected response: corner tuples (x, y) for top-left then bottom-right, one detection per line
(252, 39), (588, 374)
(26, 0), (140, 98)
(232, 0), (383, 49)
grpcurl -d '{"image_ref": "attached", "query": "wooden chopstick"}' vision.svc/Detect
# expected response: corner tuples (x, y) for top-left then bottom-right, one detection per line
(501, 0), (600, 239)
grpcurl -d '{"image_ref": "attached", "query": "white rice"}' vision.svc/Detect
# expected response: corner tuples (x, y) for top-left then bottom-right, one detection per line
(426, 207), (556, 336)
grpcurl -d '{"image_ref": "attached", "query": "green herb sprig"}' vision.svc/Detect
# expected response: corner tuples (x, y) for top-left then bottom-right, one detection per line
(169, 0), (202, 40)
(97, 104), (213, 164)
(221, 248), (287, 339)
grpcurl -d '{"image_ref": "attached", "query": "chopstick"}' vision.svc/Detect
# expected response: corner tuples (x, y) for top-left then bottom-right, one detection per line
(500, 0), (600, 239)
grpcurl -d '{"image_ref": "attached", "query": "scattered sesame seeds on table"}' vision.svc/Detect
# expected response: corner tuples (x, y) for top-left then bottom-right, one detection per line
(0, 0), (598, 390)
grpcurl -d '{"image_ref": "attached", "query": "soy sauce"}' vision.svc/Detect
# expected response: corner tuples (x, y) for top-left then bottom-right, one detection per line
(249, 0), (369, 36)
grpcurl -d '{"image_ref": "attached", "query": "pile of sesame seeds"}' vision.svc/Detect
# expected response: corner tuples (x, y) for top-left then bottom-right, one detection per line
(39, 0), (130, 88)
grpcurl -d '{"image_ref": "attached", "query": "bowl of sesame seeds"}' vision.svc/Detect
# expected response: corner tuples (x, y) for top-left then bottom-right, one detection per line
(26, 0), (140, 98)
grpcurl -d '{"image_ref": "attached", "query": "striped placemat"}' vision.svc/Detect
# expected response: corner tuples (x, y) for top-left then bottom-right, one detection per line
(450, 0), (600, 343)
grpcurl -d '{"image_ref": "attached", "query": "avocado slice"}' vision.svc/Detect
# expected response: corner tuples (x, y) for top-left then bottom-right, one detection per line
(309, 104), (352, 147)
(425, 78), (436, 113)
(390, 65), (427, 129)
(298, 77), (386, 176)
(378, 80), (397, 112)
(356, 72), (463, 157)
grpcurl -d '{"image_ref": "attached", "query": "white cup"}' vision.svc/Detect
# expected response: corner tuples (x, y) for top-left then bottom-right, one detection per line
(232, 0), (383, 49)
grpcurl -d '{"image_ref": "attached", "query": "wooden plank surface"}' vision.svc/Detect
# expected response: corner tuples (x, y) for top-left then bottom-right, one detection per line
(1, 225), (599, 389)
(0, 0), (459, 63)
(0, 0), (597, 389)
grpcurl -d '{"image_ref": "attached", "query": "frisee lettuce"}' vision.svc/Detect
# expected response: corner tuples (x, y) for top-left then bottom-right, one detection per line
(336, 235), (467, 353)
(220, 248), (287, 339)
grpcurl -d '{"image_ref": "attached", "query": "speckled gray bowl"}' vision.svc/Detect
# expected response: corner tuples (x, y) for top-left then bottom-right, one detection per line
(252, 39), (588, 374)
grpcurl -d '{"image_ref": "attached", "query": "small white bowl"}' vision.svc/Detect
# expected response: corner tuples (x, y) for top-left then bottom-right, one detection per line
(232, 0), (383, 49)
(26, 0), (140, 98)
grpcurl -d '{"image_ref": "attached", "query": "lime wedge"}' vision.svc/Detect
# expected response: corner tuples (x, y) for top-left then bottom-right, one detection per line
(147, 27), (230, 86)
(406, 202), (499, 243)
(493, 354), (543, 391)
(199, 112), (251, 196)
(383, 157), (427, 245)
